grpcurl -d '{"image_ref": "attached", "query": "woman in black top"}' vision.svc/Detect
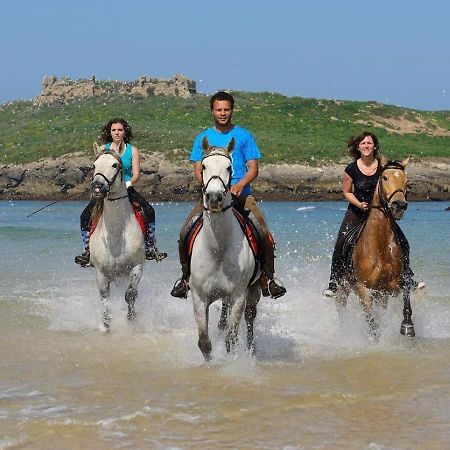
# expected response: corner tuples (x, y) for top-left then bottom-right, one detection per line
(324, 131), (424, 296)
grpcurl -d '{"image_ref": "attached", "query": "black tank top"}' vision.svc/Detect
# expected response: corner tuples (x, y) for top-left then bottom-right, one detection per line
(345, 160), (381, 215)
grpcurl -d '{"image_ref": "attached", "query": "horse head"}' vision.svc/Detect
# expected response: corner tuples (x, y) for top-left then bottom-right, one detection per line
(91, 146), (124, 201)
(378, 155), (411, 219)
(201, 137), (235, 212)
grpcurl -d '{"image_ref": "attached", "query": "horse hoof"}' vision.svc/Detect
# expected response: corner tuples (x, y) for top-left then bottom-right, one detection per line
(400, 322), (415, 337)
(99, 323), (110, 333)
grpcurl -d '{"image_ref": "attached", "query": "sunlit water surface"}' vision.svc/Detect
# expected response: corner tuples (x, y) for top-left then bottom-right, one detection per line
(1, 200), (449, 449)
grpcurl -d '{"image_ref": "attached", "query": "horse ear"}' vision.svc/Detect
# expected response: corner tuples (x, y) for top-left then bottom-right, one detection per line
(401, 155), (411, 167)
(93, 142), (102, 157)
(202, 136), (209, 153)
(227, 138), (235, 154)
(379, 154), (388, 168)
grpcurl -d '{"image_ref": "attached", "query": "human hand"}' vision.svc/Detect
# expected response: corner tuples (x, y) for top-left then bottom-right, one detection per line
(230, 182), (244, 196)
(359, 201), (369, 211)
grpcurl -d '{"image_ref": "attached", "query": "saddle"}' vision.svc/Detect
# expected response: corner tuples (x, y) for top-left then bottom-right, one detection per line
(89, 203), (147, 236)
(184, 207), (264, 286)
(185, 208), (262, 258)
(344, 217), (408, 284)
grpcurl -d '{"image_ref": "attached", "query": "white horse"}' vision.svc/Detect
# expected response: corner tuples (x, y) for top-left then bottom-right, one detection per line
(190, 137), (261, 360)
(89, 145), (145, 330)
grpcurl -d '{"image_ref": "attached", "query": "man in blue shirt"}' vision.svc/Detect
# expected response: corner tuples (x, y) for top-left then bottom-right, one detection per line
(170, 91), (286, 299)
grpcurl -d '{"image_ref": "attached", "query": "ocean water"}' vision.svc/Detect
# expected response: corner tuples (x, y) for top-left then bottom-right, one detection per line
(1, 200), (449, 449)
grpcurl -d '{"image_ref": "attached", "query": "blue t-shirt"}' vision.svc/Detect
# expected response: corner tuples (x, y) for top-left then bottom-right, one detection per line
(104, 142), (133, 182)
(189, 126), (262, 195)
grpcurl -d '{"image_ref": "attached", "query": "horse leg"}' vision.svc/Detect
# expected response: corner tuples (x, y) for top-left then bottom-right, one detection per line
(400, 287), (415, 337)
(192, 294), (212, 361)
(335, 284), (349, 324)
(245, 283), (260, 353)
(218, 301), (230, 332)
(96, 271), (111, 332)
(125, 264), (143, 322)
(373, 291), (388, 309)
(226, 295), (246, 354)
(356, 283), (379, 340)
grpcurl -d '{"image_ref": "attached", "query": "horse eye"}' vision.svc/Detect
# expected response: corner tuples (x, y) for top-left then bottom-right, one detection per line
(227, 166), (231, 172)
(383, 175), (388, 180)
(112, 163), (118, 168)
(202, 164), (206, 171)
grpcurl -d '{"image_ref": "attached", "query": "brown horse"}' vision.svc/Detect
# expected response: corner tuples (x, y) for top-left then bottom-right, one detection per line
(336, 155), (415, 338)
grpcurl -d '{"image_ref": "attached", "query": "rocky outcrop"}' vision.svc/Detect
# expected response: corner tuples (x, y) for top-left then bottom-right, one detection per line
(34, 74), (196, 105)
(1, 155), (449, 202)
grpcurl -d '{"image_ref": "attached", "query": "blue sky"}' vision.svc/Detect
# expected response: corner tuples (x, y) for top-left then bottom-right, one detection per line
(2, 0), (449, 111)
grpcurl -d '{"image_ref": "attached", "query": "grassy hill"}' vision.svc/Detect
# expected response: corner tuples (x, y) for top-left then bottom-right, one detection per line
(1, 91), (449, 166)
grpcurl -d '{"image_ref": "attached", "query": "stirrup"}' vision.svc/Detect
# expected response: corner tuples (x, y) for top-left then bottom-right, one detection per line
(170, 278), (189, 299)
(268, 278), (287, 299)
(146, 247), (167, 262)
(74, 250), (91, 267)
(412, 280), (426, 291)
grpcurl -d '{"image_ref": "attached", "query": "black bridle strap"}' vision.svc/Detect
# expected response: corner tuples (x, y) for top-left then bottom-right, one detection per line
(92, 151), (124, 201)
(201, 151), (232, 212)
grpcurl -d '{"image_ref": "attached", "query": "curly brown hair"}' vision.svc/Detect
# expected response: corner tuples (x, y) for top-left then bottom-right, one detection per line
(347, 131), (380, 160)
(99, 118), (134, 144)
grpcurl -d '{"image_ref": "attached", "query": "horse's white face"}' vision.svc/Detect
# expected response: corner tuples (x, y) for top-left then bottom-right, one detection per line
(379, 157), (410, 220)
(92, 152), (123, 200)
(202, 151), (232, 212)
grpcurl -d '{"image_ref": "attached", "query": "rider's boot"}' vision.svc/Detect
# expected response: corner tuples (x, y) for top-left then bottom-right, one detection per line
(75, 230), (91, 267)
(260, 272), (287, 299)
(323, 280), (338, 298)
(171, 235), (191, 299)
(259, 232), (286, 299)
(145, 223), (167, 262)
(170, 264), (190, 299)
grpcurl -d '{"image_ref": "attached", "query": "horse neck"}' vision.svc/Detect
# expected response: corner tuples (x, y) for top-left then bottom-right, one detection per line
(202, 208), (238, 251)
(367, 184), (397, 242)
(101, 185), (132, 236)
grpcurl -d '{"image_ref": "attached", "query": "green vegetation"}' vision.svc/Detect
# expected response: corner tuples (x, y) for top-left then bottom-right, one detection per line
(1, 92), (449, 165)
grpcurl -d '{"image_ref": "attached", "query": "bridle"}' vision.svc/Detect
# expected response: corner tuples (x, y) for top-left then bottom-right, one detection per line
(201, 149), (233, 212)
(92, 151), (128, 201)
(376, 161), (408, 211)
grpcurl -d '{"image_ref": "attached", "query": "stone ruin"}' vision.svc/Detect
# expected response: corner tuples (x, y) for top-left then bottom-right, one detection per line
(34, 73), (196, 105)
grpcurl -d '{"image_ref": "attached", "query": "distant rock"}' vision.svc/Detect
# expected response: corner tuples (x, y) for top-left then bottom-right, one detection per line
(34, 73), (196, 105)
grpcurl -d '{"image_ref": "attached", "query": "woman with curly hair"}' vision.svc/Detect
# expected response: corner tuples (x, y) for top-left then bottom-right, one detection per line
(75, 118), (167, 267)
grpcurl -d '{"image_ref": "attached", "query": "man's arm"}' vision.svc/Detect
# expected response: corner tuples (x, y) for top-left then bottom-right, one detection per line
(193, 161), (202, 184)
(230, 159), (259, 196)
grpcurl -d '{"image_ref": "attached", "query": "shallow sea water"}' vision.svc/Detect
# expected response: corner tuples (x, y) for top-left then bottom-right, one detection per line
(1, 200), (449, 449)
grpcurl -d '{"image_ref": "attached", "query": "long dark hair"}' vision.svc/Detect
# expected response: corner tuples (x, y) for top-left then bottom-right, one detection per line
(99, 117), (134, 144)
(347, 131), (380, 160)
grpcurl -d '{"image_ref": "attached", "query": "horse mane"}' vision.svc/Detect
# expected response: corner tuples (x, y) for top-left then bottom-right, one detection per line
(91, 149), (124, 225)
(382, 160), (406, 171)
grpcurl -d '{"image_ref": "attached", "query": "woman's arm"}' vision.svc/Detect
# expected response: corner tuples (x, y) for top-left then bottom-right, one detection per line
(343, 172), (368, 211)
(130, 146), (141, 186)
